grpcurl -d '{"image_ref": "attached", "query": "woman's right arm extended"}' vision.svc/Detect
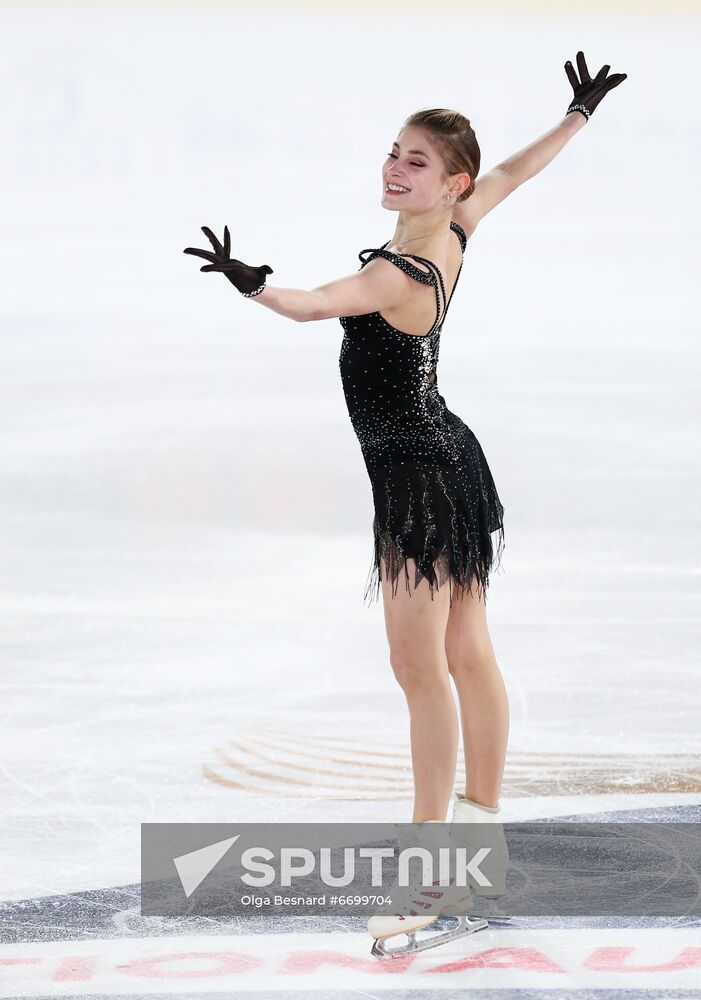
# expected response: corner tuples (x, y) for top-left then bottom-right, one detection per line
(248, 257), (411, 323)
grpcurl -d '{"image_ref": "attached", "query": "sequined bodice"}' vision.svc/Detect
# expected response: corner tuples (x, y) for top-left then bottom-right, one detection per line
(338, 220), (468, 476)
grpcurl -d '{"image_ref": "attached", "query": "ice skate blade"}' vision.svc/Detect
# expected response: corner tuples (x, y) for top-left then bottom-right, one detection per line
(370, 913), (488, 959)
(478, 900), (513, 923)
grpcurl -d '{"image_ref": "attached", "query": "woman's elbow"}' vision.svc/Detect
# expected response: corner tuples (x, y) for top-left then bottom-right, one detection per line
(298, 305), (321, 322)
(301, 291), (329, 323)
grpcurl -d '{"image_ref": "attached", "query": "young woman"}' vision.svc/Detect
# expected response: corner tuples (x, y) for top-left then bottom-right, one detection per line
(184, 51), (627, 948)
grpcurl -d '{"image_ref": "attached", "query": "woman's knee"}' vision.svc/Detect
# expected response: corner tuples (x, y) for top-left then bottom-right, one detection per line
(389, 645), (449, 693)
(445, 633), (496, 679)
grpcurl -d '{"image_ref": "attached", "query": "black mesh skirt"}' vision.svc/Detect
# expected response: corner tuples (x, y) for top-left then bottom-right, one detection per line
(363, 425), (505, 607)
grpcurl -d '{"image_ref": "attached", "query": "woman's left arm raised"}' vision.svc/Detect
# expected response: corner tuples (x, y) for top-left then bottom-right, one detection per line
(455, 50), (627, 236)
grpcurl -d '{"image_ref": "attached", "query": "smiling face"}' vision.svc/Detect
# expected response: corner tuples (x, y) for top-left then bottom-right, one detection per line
(382, 125), (463, 212)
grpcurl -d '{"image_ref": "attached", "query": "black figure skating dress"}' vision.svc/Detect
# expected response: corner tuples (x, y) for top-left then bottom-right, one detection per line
(339, 219), (505, 606)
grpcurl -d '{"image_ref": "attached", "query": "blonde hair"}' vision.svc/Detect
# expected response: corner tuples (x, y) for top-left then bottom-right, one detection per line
(402, 108), (480, 202)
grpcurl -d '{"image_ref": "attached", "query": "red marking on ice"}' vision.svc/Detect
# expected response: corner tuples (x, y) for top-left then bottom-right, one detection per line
(585, 946), (701, 972)
(118, 951), (263, 978)
(429, 947), (565, 974)
(3, 938), (701, 987)
(280, 949), (415, 974)
(54, 955), (99, 981)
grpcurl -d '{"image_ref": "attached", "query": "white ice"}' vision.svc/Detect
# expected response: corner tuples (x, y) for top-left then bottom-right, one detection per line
(0, 3), (699, 912)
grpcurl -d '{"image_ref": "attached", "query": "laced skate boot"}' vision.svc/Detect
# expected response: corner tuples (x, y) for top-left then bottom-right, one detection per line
(368, 820), (487, 958)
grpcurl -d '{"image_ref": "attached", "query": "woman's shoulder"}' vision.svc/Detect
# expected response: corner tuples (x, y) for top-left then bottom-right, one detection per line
(358, 246), (435, 284)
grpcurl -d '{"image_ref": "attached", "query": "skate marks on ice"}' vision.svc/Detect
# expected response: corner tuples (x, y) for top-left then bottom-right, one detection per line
(202, 729), (701, 799)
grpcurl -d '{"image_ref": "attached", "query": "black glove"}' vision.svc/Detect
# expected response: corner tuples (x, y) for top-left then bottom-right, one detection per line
(564, 50), (627, 121)
(183, 225), (273, 296)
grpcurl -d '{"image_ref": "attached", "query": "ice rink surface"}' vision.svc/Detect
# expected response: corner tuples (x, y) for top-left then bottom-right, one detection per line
(0, 1), (700, 996)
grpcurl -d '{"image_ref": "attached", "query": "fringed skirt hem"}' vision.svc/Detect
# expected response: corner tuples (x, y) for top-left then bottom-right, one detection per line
(362, 522), (505, 608)
(362, 456), (505, 609)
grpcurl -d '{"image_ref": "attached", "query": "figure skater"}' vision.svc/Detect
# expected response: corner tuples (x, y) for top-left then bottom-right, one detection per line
(184, 50), (627, 956)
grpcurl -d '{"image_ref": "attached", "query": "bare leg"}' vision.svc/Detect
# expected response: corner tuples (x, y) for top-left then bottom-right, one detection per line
(444, 580), (509, 808)
(380, 557), (458, 823)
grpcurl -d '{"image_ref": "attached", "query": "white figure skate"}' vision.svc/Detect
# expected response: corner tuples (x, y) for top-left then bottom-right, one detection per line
(368, 821), (488, 958)
(450, 793), (512, 924)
